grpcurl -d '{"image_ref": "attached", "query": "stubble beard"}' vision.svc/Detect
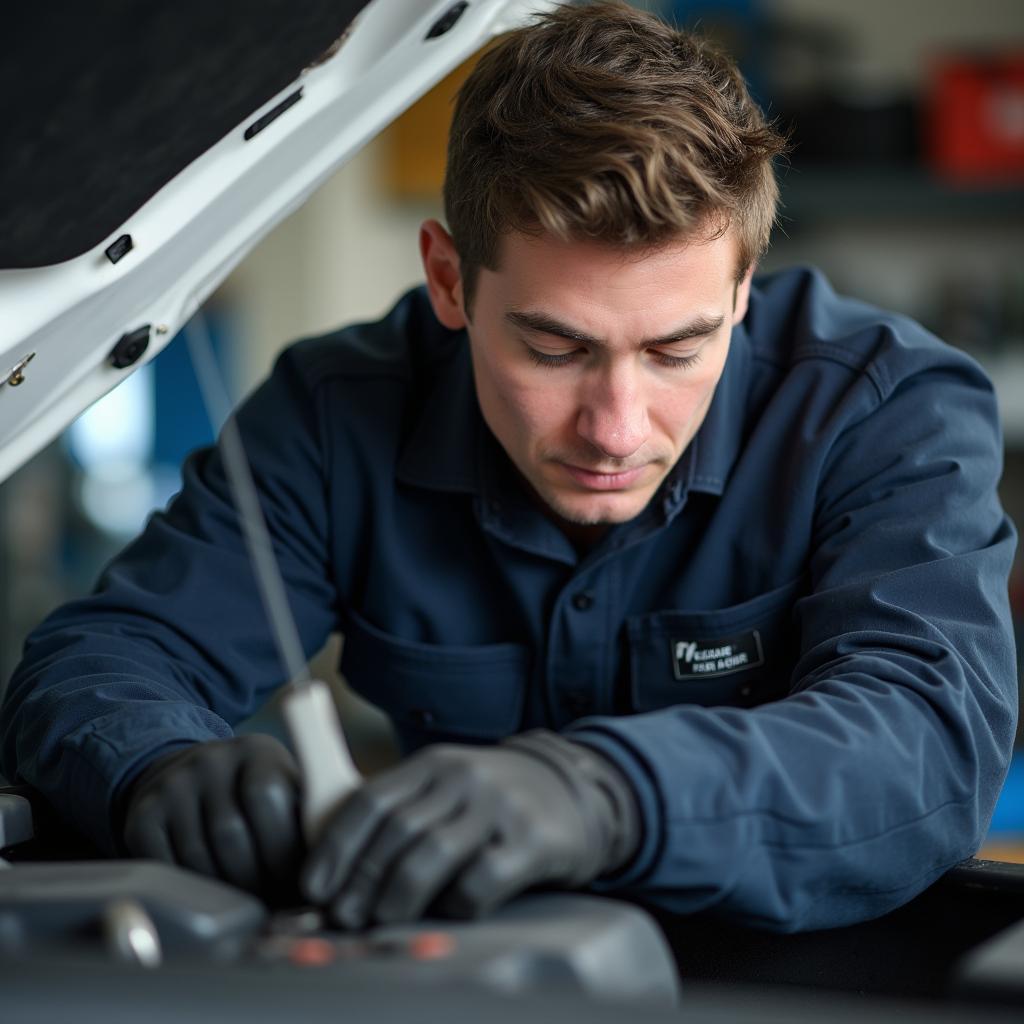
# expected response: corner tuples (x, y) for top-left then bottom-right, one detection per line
(536, 467), (661, 528)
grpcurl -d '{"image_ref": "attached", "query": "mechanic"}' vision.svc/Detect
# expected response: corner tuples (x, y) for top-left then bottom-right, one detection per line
(1, 1), (1018, 933)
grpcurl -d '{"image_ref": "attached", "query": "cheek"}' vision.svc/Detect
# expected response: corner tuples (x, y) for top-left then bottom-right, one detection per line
(651, 358), (724, 435)
(656, 365), (715, 407)
(475, 352), (575, 444)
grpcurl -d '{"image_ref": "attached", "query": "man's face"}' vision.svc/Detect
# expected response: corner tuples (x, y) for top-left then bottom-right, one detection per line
(422, 224), (751, 538)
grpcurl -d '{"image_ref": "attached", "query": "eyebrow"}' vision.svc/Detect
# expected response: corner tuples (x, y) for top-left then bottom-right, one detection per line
(504, 309), (726, 348)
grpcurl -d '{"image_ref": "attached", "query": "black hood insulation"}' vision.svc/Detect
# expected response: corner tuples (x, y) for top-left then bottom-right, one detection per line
(1, 0), (372, 269)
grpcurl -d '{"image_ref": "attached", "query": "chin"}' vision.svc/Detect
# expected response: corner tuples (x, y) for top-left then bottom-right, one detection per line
(546, 489), (651, 528)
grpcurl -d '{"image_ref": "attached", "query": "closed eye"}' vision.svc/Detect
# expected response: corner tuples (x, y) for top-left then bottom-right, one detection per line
(525, 346), (704, 370)
(649, 349), (703, 370)
(526, 347), (580, 368)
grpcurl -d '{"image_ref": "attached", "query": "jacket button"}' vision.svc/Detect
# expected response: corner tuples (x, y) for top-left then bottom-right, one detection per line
(409, 708), (435, 726)
(571, 592), (594, 611)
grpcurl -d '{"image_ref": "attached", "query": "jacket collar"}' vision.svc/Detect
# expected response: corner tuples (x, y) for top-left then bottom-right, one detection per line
(396, 337), (481, 493)
(686, 318), (751, 498)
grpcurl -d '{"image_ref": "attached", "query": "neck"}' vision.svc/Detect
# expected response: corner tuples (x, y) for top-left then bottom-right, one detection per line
(556, 518), (611, 554)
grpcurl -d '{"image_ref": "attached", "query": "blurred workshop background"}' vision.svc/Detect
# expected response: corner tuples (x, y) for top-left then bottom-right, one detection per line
(1, 0), (1022, 856)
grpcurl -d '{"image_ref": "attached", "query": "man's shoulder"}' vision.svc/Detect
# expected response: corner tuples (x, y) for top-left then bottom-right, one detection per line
(746, 266), (985, 403)
(278, 285), (462, 396)
(234, 286), (475, 480)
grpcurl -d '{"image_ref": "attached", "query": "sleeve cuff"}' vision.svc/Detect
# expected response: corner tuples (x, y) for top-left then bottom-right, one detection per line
(563, 720), (666, 891)
(61, 704), (231, 855)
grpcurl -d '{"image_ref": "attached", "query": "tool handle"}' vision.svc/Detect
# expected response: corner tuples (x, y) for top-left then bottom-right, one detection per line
(280, 679), (362, 842)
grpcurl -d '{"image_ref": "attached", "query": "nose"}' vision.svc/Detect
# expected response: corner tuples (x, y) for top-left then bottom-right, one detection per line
(575, 363), (651, 460)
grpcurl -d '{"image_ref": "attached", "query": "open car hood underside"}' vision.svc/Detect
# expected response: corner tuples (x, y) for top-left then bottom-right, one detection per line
(0, 0), (560, 483)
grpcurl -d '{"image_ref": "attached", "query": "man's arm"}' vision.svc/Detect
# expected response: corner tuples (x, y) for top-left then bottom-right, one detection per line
(0, 346), (338, 854)
(568, 355), (1018, 931)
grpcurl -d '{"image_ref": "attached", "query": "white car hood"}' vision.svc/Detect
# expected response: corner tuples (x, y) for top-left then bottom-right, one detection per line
(0, 0), (560, 483)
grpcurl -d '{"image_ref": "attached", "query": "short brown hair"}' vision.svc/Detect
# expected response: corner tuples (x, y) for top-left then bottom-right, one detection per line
(444, 1), (787, 314)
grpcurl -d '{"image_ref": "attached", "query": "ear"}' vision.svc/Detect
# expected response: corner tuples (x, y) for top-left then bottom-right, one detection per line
(420, 219), (467, 330)
(731, 264), (755, 325)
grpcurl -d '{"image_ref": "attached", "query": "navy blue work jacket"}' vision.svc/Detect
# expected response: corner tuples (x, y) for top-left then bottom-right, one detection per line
(2, 267), (1018, 931)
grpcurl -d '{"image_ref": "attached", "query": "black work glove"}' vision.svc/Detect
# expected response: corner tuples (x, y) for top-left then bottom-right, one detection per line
(300, 729), (640, 929)
(121, 734), (304, 898)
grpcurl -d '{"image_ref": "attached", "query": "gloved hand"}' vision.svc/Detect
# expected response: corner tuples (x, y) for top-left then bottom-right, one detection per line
(121, 734), (304, 897)
(300, 729), (640, 929)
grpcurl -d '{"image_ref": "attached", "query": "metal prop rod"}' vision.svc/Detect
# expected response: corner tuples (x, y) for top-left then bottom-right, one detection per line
(184, 312), (361, 841)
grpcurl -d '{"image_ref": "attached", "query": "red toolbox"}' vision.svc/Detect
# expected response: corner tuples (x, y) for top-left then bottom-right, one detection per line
(928, 53), (1024, 181)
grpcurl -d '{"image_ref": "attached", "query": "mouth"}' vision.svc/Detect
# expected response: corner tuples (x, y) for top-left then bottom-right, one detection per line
(560, 462), (649, 490)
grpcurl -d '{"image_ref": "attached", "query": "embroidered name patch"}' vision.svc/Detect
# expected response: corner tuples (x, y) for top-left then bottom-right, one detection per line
(671, 631), (764, 680)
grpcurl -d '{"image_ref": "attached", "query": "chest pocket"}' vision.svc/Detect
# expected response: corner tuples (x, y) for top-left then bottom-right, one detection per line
(339, 607), (528, 748)
(626, 578), (803, 712)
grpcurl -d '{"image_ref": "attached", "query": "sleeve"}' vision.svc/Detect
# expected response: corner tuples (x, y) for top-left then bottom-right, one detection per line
(567, 354), (1019, 931)
(0, 345), (340, 853)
